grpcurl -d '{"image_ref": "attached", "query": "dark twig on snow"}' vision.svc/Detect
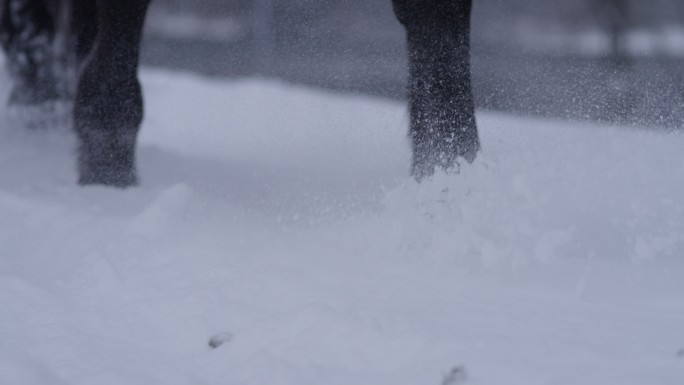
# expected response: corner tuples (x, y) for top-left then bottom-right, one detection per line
(442, 366), (467, 385)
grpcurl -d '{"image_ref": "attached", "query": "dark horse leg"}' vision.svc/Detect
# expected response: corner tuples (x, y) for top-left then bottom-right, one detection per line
(73, 0), (150, 187)
(68, 0), (97, 64)
(54, 0), (98, 95)
(0, 0), (62, 106)
(392, 0), (480, 179)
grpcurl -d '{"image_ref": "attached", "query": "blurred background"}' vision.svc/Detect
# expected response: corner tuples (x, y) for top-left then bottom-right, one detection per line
(142, 0), (684, 128)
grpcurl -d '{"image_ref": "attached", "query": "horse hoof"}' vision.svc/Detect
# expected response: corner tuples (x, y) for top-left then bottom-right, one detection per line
(78, 167), (138, 188)
(77, 130), (139, 188)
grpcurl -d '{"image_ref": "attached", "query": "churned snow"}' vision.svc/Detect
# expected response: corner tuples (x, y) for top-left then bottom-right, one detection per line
(1, 67), (684, 385)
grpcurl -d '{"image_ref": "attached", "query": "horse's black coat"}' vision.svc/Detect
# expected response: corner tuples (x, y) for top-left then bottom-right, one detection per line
(0, 0), (60, 105)
(73, 0), (150, 186)
(393, 0), (479, 179)
(1, 0), (479, 186)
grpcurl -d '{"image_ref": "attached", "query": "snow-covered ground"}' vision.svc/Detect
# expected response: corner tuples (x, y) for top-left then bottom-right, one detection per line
(145, 11), (244, 42)
(514, 25), (684, 57)
(1, 66), (684, 385)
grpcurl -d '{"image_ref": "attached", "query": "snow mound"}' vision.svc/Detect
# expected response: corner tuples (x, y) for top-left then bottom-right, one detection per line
(0, 349), (68, 385)
(1, 67), (683, 385)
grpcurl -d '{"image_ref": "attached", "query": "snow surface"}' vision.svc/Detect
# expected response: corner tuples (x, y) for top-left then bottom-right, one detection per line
(514, 24), (684, 57)
(1, 66), (684, 385)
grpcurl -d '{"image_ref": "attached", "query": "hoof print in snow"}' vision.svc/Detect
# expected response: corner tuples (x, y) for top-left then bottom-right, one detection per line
(677, 349), (684, 358)
(208, 332), (233, 349)
(442, 366), (467, 385)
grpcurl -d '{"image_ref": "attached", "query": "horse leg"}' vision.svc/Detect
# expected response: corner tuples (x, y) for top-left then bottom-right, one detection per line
(0, 0), (62, 106)
(392, 0), (480, 180)
(67, 0), (96, 65)
(73, 0), (150, 187)
(48, 0), (97, 100)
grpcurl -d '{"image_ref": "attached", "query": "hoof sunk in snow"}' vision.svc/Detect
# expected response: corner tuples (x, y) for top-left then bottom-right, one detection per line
(77, 130), (138, 188)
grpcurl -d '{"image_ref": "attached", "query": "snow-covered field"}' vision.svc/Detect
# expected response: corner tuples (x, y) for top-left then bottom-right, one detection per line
(1, 66), (684, 385)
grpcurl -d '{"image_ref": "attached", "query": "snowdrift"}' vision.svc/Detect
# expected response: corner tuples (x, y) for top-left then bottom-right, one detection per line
(1, 68), (683, 385)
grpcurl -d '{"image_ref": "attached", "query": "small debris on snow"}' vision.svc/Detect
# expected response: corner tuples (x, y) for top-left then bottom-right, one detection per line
(442, 366), (467, 385)
(208, 332), (233, 349)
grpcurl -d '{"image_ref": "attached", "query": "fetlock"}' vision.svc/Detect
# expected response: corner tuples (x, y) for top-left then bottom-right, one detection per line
(78, 129), (138, 187)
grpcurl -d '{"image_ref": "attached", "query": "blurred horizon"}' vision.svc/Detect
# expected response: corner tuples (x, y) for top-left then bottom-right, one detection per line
(141, 0), (684, 128)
